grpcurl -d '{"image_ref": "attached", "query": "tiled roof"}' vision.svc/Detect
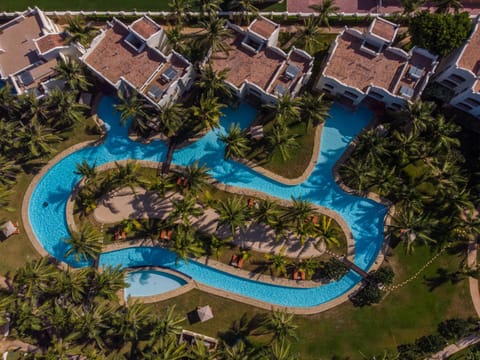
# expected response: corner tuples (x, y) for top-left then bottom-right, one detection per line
(269, 51), (311, 95)
(210, 30), (284, 91)
(84, 22), (165, 88)
(35, 33), (66, 54)
(458, 21), (480, 76)
(370, 17), (397, 42)
(324, 32), (405, 93)
(143, 53), (189, 95)
(0, 13), (44, 77)
(131, 17), (161, 39)
(249, 18), (277, 39)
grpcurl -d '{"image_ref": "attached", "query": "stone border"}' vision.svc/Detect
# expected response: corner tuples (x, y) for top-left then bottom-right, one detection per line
(120, 266), (195, 304)
(236, 124), (323, 186)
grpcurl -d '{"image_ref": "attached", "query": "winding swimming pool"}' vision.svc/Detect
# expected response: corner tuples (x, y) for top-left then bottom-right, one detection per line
(28, 96), (387, 308)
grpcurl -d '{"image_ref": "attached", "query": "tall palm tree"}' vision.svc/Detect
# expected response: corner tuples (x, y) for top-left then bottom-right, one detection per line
(300, 17), (321, 54)
(47, 90), (88, 129)
(264, 339), (298, 360)
(220, 123), (251, 160)
(115, 89), (151, 129)
(298, 257), (318, 280)
(54, 58), (91, 93)
(267, 125), (299, 161)
(433, 0), (463, 13)
(198, 64), (233, 99)
(261, 309), (298, 343)
(309, 0), (339, 28)
(65, 16), (97, 47)
(17, 120), (62, 160)
(170, 194), (204, 226)
(71, 301), (113, 351)
(144, 174), (175, 197)
(207, 234), (230, 260)
(18, 92), (50, 125)
(74, 159), (97, 183)
(166, 23), (189, 54)
(168, 0), (192, 24)
(189, 338), (217, 360)
(199, 0), (222, 17)
(149, 306), (185, 340)
(315, 216), (340, 249)
(143, 335), (188, 360)
(282, 197), (314, 226)
(90, 265), (127, 300)
(0, 84), (19, 118)
(265, 94), (301, 127)
(339, 157), (375, 193)
(64, 224), (103, 264)
(215, 196), (248, 236)
(199, 16), (233, 56)
(183, 161), (211, 194)
(401, 0), (426, 15)
(253, 198), (282, 228)
(299, 93), (331, 129)
(192, 94), (225, 131)
(240, 0), (259, 23)
(169, 224), (205, 264)
(265, 247), (290, 278)
(115, 300), (151, 358)
(217, 341), (253, 360)
(387, 205), (438, 253)
(14, 257), (57, 300)
(158, 100), (185, 138)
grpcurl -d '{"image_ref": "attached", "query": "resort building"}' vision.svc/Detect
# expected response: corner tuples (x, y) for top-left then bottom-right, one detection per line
(207, 16), (314, 104)
(81, 16), (194, 108)
(314, 17), (438, 111)
(433, 16), (480, 118)
(0, 7), (79, 97)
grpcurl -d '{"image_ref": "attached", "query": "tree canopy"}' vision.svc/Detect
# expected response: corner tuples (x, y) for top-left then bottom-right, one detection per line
(408, 11), (472, 56)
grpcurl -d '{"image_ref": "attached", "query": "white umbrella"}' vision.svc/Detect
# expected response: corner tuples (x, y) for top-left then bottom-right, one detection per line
(197, 305), (213, 322)
(1, 221), (17, 238)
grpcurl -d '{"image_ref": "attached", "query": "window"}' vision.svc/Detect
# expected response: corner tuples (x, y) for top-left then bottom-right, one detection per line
(448, 74), (467, 84)
(322, 88), (331, 94)
(389, 103), (402, 111)
(456, 102), (473, 111)
(441, 79), (457, 89)
(344, 90), (359, 99)
(369, 91), (384, 100)
(324, 83), (334, 90)
(465, 97), (480, 107)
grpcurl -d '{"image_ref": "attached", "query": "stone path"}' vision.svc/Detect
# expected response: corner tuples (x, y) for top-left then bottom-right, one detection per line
(94, 187), (326, 259)
(428, 334), (480, 359)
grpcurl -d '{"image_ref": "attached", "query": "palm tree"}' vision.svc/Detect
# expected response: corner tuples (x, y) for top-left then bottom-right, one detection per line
(0, 155), (20, 186)
(300, 17), (321, 54)
(143, 335), (188, 360)
(112, 160), (141, 191)
(0, 84), (19, 118)
(144, 174), (175, 197)
(254, 198), (282, 228)
(74, 159), (97, 183)
(207, 234), (230, 259)
(220, 123), (251, 160)
(198, 64), (233, 99)
(283, 196), (314, 225)
(433, 0), (463, 13)
(265, 94), (301, 126)
(158, 100), (185, 138)
(217, 341), (254, 360)
(64, 224), (103, 264)
(0, 186), (14, 212)
(265, 247), (290, 278)
(339, 157), (375, 193)
(215, 196), (248, 236)
(168, 0), (192, 24)
(14, 257), (57, 300)
(65, 16), (97, 47)
(114, 89), (151, 129)
(309, 0), (339, 28)
(192, 94), (225, 131)
(387, 205), (438, 253)
(166, 23), (189, 54)
(402, 100), (436, 135)
(90, 265), (127, 300)
(298, 257), (318, 280)
(401, 0), (426, 15)
(170, 194), (204, 226)
(261, 309), (298, 343)
(199, 16), (233, 56)
(267, 125), (299, 161)
(315, 216), (340, 249)
(115, 300), (151, 358)
(46, 90), (88, 129)
(18, 92), (50, 125)
(299, 93), (331, 129)
(199, 0), (222, 17)
(189, 338), (217, 360)
(17, 120), (62, 160)
(149, 306), (185, 340)
(169, 224), (205, 264)
(71, 301), (113, 351)
(54, 58), (91, 93)
(264, 339), (298, 360)
(240, 0), (258, 23)
(183, 161), (211, 194)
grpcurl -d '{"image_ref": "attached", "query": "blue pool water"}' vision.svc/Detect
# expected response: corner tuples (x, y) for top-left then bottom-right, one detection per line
(28, 96), (387, 307)
(124, 270), (187, 298)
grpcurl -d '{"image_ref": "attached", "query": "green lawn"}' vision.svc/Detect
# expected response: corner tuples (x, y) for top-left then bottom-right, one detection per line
(0, 117), (99, 275)
(149, 245), (476, 359)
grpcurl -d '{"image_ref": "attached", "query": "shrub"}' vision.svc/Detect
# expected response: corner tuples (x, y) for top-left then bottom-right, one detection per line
(408, 11), (472, 56)
(350, 283), (382, 307)
(438, 318), (470, 342)
(316, 258), (349, 281)
(415, 334), (446, 354)
(397, 343), (421, 360)
(370, 266), (394, 286)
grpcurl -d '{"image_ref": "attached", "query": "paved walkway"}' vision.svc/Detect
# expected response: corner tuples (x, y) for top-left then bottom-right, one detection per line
(94, 187), (326, 259)
(429, 334), (480, 359)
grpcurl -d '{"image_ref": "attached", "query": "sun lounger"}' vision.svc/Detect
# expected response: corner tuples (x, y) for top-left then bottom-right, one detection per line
(160, 229), (167, 240)
(166, 229), (173, 240)
(247, 198), (255, 209)
(230, 254), (238, 267)
(121, 231), (126, 240)
(300, 271), (306, 281)
(237, 257), (244, 269)
(293, 270), (299, 280)
(311, 215), (319, 224)
(176, 176), (184, 186)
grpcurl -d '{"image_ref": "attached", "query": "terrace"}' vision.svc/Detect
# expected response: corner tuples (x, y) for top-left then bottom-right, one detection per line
(130, 16), (161, 39)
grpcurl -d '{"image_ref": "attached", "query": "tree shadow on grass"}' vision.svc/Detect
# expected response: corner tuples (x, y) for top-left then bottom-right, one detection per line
(423, 267), (466, 292)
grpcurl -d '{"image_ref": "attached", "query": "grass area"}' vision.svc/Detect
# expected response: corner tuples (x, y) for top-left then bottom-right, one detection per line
(149, 245), (475, 358)
(0, 117), (99, 275)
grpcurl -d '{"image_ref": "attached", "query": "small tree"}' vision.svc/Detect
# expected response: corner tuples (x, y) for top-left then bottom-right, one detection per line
(415, 334), (446, 355)
(350, 283), (383, 307)
(408, 11), (472, 56)
(438, 318), (470, 342)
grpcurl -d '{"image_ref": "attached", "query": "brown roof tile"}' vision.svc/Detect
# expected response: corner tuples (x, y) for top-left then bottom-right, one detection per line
(35, 33), (66, 54)
(0, 13), (44, 76)
(458, 23), (480, 76)
(249, 18), (277, 39)
(210, 31), (284, 91)
(324, 32), (406, 93)
(370, 18), (397, 42)
(84, 22), (165, 88)
(131, 17), (161, 39)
